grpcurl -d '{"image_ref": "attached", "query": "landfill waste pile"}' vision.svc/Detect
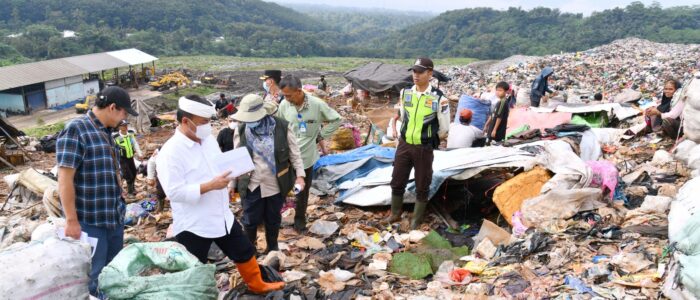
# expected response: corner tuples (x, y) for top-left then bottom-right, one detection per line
(0, 38), (699, 299)
(441, 38), (700, 105)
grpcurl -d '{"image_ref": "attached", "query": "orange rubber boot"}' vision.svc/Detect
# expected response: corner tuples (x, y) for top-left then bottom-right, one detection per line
(235, 256), (285, 294)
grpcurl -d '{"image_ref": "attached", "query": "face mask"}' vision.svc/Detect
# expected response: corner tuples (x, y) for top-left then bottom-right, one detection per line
(228, 121), (237, 129)
(263, 81), (270, 93)
(247, 120), (261, 128)
(186, 119), (212, 140)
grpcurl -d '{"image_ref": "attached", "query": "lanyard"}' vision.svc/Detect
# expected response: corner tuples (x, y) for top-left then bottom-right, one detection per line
(87, 113), (123, 194)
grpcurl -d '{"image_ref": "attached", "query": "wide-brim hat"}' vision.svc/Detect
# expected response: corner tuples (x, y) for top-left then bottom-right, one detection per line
(232, 94), (277, 122)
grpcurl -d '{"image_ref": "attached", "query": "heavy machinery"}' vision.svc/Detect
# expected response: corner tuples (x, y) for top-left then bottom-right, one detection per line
(199, 72), (236, 88)
(75, 95), (97, 114)
(149, 72), (191, 91)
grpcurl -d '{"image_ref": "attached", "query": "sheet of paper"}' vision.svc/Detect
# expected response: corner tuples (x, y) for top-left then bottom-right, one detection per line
(217, 147), (255, 178)
(57, 228), (99, 258)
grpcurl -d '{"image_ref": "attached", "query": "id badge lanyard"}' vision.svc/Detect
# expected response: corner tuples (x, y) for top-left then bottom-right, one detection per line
(298, 113), (307, 134)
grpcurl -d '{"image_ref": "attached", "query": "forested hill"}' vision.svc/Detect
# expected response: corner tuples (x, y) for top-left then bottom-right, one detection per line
(375, 2), (700, 59)
(0, 0), (331, 64)
(1, 0), (700, 66)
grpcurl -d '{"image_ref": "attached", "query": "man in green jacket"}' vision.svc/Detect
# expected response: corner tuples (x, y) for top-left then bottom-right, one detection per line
(277, 75), (341, 232)
(388, 57), (450, 229)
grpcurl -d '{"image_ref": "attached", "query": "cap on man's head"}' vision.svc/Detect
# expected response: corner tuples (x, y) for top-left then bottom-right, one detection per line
(459, 109), (473, 121)
(260, 70), (282, 84)
(118, 119), (129, 127)
(409, 57), (434, 72)
(100, 86), (138, 116)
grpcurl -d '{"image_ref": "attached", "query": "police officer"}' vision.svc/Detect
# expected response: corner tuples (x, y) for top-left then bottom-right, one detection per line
(114, 120), (143, 195)
(387, 57), (450, 229)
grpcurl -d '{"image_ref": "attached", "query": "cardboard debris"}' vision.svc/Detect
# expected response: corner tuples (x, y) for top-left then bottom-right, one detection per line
(295, 237), (325, 250)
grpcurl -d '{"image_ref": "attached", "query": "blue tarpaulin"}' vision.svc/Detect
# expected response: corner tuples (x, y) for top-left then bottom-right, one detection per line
(51, 99), (82, 111)
(313, 144), (395, 171)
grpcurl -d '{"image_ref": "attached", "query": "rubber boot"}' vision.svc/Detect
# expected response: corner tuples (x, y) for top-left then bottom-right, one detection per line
(235, 256), (285, 294)
(264, 224), (280, 253)
(383, 195), (404, 225)
(244, 226), (258, 249)
(410, 201), (428, 230)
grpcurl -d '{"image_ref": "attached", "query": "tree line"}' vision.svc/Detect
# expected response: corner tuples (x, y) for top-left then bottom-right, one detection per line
(0, 0), (699, 66)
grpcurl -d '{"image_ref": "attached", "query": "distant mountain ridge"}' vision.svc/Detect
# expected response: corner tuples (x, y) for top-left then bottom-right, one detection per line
(1, 0), (699, 66)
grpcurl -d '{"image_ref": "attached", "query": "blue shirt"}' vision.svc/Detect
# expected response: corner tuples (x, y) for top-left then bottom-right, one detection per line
(56, 110), (125, 228)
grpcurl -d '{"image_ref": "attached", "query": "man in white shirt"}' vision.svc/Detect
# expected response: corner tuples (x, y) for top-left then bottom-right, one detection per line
(447, 109), (484, 149)
(156, 94), (284, 294)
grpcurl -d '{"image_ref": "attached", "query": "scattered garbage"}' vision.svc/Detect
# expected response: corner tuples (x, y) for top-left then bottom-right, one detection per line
(317, 268), (356, 294)
(309, 220), (340, 238)
(1, 36), (698, 299)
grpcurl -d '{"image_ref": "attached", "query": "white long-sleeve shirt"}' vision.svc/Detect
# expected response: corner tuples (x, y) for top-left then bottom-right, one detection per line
(156, 129), (234, 238)
(146, 150), (158, 180)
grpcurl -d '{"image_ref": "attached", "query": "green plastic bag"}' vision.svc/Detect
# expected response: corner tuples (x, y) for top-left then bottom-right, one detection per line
(505, 124), (531, 140)
(570, 112), (609, 128)
(389, 231), (470, 279)
(389, 252), (433, 279)
(98, 242), (218, 300)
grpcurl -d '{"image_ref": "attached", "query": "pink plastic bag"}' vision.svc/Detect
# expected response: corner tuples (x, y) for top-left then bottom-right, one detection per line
(586, 160), (618, 200)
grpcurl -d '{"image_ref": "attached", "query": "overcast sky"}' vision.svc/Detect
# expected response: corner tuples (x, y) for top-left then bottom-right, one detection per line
(271, 0), (698, 15)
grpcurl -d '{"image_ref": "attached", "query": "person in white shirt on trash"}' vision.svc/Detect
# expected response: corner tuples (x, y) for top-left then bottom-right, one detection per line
(447, 109), (484, 149)
(156, 94), (284, 294)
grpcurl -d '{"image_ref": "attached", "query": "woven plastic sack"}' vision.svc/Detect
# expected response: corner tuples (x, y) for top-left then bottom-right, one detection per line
(98, 242), (217, 300)
(0, 221), (91, 299)
(682, 75), (700, 143)
(678, 254), (700, 297)
(454, 95), (491, 130)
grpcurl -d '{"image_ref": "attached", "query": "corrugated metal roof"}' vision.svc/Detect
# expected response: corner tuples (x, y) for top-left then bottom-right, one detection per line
(0, 49), (157, 91)
(63, 53), (128, 73)
(107, 49), (158, 66)
(0, 59), (86, 91)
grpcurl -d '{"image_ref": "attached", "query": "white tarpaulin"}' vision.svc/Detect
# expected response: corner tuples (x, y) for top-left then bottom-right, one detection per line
(554, 103), (640, 121)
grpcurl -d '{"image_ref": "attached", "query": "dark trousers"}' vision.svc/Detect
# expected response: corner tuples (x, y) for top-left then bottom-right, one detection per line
(241, 187), (284, 231)
(119, 156), (136, 183)
(295, 167), (314, 222)
(155, 179), (166, 200)
(390, 139), (434, 202)
(662, 118), (683, 139)
(81, 222), (124, 297)
(530, 95), (542, 107)
(646, 117), (683, 140)
(175, 221), (255, 264)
